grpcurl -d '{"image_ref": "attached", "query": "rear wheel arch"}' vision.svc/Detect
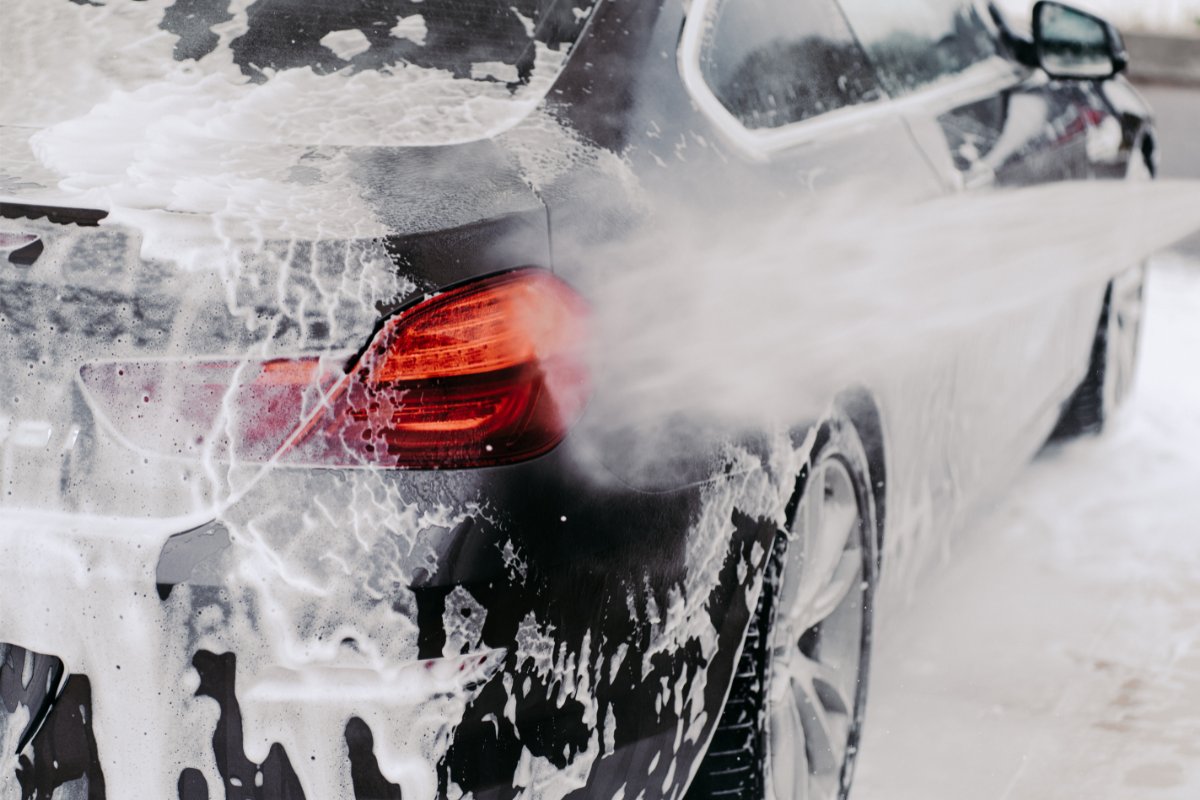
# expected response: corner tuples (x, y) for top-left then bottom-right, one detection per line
(688, 405), (883, 799)
(835, 388), (888, 563)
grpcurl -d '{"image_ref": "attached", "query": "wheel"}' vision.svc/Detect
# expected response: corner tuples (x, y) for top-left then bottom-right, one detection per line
(1062, 269), (1147, 439)
(1100, 266), (1145, 418)
(1050, 264), (1146, 440)
(1051, 145), (1151, 440)
(689, 416), (879, 800)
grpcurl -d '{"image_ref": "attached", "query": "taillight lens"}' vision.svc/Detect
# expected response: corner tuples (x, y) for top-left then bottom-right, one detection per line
(289, 269), (590, 468)
(80, 269), (590, 469)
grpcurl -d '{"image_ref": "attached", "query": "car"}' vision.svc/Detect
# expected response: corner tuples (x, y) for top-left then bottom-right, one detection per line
(0, 0), (1155, 798)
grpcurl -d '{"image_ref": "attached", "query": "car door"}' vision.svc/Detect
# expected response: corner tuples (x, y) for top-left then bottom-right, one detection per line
(829, 0), (1108, 542)
(674, 0), (1034, 570)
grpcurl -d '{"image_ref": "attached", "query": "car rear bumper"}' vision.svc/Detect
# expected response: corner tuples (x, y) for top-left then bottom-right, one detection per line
(0, 509), (506, 798)
(0, 431), (789, 798)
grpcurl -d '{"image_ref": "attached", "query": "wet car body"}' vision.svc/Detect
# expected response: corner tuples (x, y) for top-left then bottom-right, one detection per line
(0, 0), (1155, 798)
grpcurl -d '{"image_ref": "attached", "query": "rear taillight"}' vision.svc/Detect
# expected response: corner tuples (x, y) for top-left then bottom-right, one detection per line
(288, 269), (590, 468)
(80, 269), (590, 469)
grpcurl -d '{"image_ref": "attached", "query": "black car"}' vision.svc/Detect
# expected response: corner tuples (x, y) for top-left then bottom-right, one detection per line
(0, 0), (1154, 798)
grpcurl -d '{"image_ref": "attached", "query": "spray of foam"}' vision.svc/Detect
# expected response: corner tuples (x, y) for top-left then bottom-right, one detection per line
(578, 179), (1200, 450)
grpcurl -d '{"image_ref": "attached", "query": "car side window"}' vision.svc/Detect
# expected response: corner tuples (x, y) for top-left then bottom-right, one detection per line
(837, 0), (1000, 96)
(698, 0), (884, 130)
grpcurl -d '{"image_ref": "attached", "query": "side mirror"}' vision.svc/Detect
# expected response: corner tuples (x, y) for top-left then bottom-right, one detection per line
(1033, 1), (1129, 80)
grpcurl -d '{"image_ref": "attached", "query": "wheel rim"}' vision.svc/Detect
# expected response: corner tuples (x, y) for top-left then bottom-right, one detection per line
(766, 459), (868, 800)
(1102, 150), (1152, 415)
(1103, 268), (1145, 415)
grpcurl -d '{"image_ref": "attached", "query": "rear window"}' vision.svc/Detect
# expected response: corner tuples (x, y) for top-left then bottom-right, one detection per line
(225, 0), (594, 84)
(0, 0), (597, 145)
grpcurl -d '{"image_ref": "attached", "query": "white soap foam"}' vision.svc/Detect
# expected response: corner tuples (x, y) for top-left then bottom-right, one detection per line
(3, 0), (570, 147)
(320, 29), (372, 61)
(391, 15), (430, 46)
(580, 180), (1200, 450)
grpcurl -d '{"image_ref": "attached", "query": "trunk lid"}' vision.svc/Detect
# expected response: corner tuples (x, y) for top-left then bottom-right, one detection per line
(0, 144), (551, 517)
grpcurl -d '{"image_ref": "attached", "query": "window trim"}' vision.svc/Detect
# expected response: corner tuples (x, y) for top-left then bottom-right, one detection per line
(678, 0), (1025, 160)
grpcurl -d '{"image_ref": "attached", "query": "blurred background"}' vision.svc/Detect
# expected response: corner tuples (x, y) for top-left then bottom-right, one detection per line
(857, 3), (1200, 798)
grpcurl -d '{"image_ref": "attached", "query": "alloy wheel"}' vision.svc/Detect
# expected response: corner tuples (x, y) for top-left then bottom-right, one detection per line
(765, 457), (871, 800)
(1102, 265), (1145, 416)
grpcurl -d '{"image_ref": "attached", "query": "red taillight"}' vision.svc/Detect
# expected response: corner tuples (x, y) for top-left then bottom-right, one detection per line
(80, 269), (590, 469)
(287, 269), (590, 468)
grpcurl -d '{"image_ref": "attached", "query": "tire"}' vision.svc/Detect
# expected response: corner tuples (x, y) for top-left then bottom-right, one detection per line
(689, 415), (879, 800)
(1051, 144), (1151, 441)
(1050, 265), (1146, 439)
